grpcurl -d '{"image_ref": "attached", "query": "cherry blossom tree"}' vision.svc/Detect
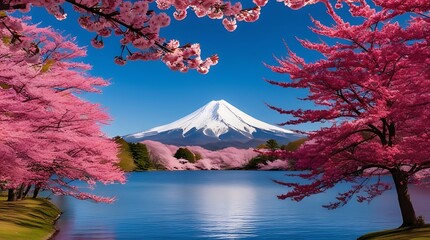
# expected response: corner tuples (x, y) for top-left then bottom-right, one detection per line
(142, 140), (195, 170)
(142, 140), (257, 170)
(0, 0), (349, 73)
(187, 145), (258, 169)
(266, 0), (429, 227)
(0, 18), (125, 202)
(3, 0), (425, 73)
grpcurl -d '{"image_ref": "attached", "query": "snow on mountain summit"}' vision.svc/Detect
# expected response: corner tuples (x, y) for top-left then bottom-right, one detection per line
(124, 100), (302, 149)
(128, 100), (294, 138)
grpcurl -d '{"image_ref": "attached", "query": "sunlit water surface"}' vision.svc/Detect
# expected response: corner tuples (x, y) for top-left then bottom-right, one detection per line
(50, 171), (430, 239)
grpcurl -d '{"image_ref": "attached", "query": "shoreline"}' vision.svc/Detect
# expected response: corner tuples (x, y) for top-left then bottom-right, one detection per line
(358, 225), (430, 240)
(0, 197), (61, 240)
(46, 211), (62, 240)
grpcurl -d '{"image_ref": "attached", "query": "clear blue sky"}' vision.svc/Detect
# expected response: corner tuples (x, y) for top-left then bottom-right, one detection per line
(25, 1), (343, 137)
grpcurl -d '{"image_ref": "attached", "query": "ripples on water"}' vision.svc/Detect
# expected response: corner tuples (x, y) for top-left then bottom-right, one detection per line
(50, 171), (430, 240)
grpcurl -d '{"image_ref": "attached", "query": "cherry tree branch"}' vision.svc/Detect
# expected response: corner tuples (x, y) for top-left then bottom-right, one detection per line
(64, 0), (171, 52)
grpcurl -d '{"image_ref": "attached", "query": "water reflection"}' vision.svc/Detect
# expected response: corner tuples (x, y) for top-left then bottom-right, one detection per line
(194, 185), (257, 239)
(61, 228), (116, 240)
(49, 171), (430, 240)
(50, 195), (78, 240)
(52, 195), (117, 240)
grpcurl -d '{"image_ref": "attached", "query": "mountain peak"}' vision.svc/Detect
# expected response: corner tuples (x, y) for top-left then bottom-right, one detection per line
(206, 99), (228, 109)
(124, 100), (303, 148)
(210, 99), (226, 104)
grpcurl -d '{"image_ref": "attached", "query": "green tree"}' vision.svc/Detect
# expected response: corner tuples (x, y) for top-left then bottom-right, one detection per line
(244, 155), (271, 170)
(174, 148), (196, 163)
(256, 143), (267, 149)
(263, 139), (280, 161)
(248, 139), (307, 170)
(114, 137), (136, 172)
(129, 143), (153, 170)
(266, 139), (279, 151)
(194, 152), (203, 161)
(280, 138), (307, 151)
(279, 138), (307, 170)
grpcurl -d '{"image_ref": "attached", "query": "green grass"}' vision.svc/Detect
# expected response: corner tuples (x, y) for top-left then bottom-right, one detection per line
(0, 197), (61, 240)
(358, 225), (430, 240)
(117, 147), (137, 171)
(115, 137), (137, 172)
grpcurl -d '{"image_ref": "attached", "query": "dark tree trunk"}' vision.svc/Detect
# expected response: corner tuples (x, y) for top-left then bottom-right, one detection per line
(32, 185), (41, 199)
(22, 184), (32, 199)
(16, 184), (24, 200)
(7, 189), (16, 201)
(391, 168), (417, 227)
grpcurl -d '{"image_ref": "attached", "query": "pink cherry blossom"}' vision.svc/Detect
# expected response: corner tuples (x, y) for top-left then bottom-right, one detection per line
(222, 18), (237, 32)
(279, 0), (319, 10)
(259, 159), (290, 170)
(141, 140), (258, 170)
(90, 38), (104, 48)
(0, 18), (125, 202)
(253, 0), (268, 7)
(267, 0), (430, 227)
(0, 0), (324, 73)
(114, 56), (126, 65)
(173, 10), (187, 21)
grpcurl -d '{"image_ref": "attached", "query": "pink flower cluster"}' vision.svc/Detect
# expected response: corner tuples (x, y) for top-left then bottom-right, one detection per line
(2, 0), (322, 72)
(0, 18), (125, 202)
(278, 0), (320, 10)
(142, 140), (258, 170)
(267, 0), (430, 214)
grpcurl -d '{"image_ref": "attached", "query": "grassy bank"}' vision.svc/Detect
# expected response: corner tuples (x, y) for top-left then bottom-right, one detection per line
(0, 196), (61, 240)
(358, 225), (430, 240)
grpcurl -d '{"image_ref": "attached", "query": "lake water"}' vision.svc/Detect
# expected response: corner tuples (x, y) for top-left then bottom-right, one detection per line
(50, 171), (430, 240)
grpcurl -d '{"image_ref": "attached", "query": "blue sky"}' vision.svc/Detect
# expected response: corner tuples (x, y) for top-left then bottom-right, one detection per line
(26, 1), (341, 137)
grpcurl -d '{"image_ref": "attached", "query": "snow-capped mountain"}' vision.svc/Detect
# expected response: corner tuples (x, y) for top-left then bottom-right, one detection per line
(123, 100), (304, 149)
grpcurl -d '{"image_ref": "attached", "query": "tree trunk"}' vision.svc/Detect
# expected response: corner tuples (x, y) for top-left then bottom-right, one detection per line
(391, 168), (417, 227)
(16, 184), (24, 200)
(32, 185), (41, 199)
(7, 189), (16, 201)
(22, 184), (32, 199)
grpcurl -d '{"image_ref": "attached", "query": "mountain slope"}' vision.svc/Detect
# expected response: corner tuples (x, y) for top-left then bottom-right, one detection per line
(123, 100), (304, 149)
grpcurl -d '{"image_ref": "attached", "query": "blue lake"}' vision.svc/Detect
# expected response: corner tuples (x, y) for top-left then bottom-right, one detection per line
(50, 171), (430, 239)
